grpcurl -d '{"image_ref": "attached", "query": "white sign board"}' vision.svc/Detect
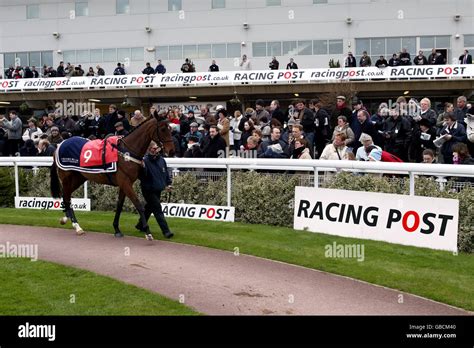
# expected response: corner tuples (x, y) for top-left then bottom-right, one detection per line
(293, 187), (458, 252)
(162, 203), (234, 222)
(15, 197), (91, 211)
(153, 101), (225, 116)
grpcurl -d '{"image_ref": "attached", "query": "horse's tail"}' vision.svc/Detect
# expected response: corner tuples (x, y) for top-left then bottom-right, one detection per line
(51, 152), (61, 198)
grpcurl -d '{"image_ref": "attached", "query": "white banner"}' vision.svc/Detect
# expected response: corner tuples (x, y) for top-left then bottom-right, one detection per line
(293, 187), (458, 252)
(15, 197), (91, 211)
(154, 101), (225, 116)
(1, 65), (472, 91)
(162, 203), (234, 222)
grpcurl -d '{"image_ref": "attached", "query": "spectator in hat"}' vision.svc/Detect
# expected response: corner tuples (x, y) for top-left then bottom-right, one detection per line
(183, 122), (203, 147)
(114, 122), (129, 136)
(331, 95), (352, 130)
(48, 126), (63, 146)
(356, 133), (381, 161)
(117, 110), (131, 131)
(183, 135), (203, 158)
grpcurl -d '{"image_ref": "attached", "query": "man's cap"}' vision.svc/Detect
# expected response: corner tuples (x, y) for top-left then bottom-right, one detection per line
(336, 96), (346, 101)
(215, 105), (225, 111)
(190, 122), (199, 127)
(114, 121), (123, 127)
(359, 133), (373, 142)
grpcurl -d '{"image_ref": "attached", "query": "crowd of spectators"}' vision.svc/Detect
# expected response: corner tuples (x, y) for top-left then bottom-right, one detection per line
(1, 96), (473, 173)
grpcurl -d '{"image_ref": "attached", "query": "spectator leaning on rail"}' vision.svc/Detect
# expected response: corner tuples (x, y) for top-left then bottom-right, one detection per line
(345, 52), (357, 68)
(269, 56), (279, 70)
(359, 51), (372, 67)
(320, 132), (349, 160)
(257, 127), (289, 159)
(414, 51), (428, 65)
(438, 113), (467, 164)
(286, 58), (298, 69)
(399, 48), (411, 66)
(459, 50), (472, 64)
(137, 141), (174, 239)
(22, 118), (43, 144)
(113, 62), (125, 75)
(142, 62), (155, 75)
(0, 111), (22, 156)
(355, 133), (381, 161)
(155, 60), (166, 74)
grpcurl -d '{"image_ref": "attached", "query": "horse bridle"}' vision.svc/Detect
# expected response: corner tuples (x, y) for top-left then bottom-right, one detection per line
(118, 119), (173, 164)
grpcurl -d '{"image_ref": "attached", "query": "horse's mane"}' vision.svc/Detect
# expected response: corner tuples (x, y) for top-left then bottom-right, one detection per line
(124, 115), (168, 138)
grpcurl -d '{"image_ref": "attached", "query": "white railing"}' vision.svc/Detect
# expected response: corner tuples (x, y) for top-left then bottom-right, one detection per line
(1, 157), (473, 207)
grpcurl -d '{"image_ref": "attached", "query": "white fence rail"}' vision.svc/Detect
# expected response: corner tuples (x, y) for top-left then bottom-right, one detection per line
(1, 157), (473, 208)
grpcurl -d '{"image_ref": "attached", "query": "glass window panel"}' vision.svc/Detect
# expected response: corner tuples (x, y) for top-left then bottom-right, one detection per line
(4, 53), (15, 68)
(16, 53), (28, 67)
(116, 0), (130, 14)
(75, 2), (88, 16)
(103, 48), (116, 62)
(168, 0), (182, 11)
(27, 4), (39, 19)
(212, 0), (225, 9)
(266, 0), (281, 5)
(198, 44), (212, 59)
(387, 37), (401, 55)
(212, 44), (226, 58)
(63, 51), (76, 64)
(131, 47), (144, 61)
(169, 45), (183, 60)
(227, 43), (241, 58)
(282, 41), (297, 56)
(420, 36), (435, 49)
(90, 49), (102, 62)
(313, 40), (327, 55)
(41, 51), (53, 68)
(464, 35), (474, 47)
(297, 41), (312, 55)
(252, 42), (267, 57)
(183, 45), (198, 59)
(117, 48), (131, 62)
(370, 38), (385, 55)
(156, 46), (169, 60)
(401, 37), (416, 55)
(29, 52), (41, 68)
(314, 0), (328, 3)
(267, 42), (282, 57)
(328, 39), (343, 54)
(355, 38), (370, 55)
(76, 50), (90, 63)
(435, 36), (450, 48)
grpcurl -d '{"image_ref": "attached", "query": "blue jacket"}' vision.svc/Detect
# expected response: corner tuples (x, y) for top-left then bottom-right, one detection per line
(140, 154), (171, 192)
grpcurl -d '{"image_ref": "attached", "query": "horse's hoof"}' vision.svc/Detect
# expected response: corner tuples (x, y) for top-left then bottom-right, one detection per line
(76, 229), (85, 236)
(59, 217), (68, 225)
(145, 233), (154, 241)
(114, 232), (124, 238)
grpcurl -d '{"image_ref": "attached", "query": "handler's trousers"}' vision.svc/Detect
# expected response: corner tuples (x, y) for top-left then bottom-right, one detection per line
(142, 189), (171, 235)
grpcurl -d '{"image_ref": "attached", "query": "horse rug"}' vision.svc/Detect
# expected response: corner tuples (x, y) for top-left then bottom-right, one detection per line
(56, 136), (120, 173)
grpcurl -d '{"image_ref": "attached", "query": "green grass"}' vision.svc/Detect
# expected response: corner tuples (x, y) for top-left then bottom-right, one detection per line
(0, 258), (198, 315)
(0, 208), (473, 311)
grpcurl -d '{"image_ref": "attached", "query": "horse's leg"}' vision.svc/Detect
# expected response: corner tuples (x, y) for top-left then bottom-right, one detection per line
(120, 182), (153, 241)
(113, 188), (126, 238)
(62, 173), (86, 235)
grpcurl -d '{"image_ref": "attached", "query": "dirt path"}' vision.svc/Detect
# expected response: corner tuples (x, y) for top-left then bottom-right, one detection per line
(0, 224), (469, 315)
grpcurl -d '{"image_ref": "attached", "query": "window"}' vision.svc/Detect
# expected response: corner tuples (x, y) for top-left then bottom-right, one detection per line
(227, 43), (241, 58)
(370, 38), (385, 55)
(29, 52), (41, 68)
(76, 50), (90, 63)
(116, 0), (130, 14)
(465, 35), (474, 47)
(267, 42), (282, 57)
(313, 0), (328, 3)
(313, 40), (327, 55)
(63, 51), (76, 64)
(75, 2), (88, 16)
(386, 37), (400, 55)
(90, 49), (103, 62)
(156, 46), (169, 60)
(131, 47), (144, 61)
(297, 41), (312, 55)
(283, 41), (297, 56)
(401, 37), (416, 55)
(103, 48), (117, 62)
(169, 45), (183, 60)
(252, 42), (267, 57)
(420, 36), (435, 49)
(117, 48), (131, 62)
(3, 51), (53, 70)
(266, 0), (281, 5)
(16, 53), (28, 67)
(41, 51), (53, 68)
(356, 39), (370, 55)
(183, 45), (198, 59)
(212, 0), (225, 9)
(27, 4), (39, 19)
(198, 44), (212, 59)
(168, 0), (182, 11)
(435, 36), (450, 48)
(212, 44), (226, 58)
(328, 39), (343, 54)
(4, 53), (15, 68)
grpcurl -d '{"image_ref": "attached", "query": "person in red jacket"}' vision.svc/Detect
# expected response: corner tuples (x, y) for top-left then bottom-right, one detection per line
(366, 146), (403, 163)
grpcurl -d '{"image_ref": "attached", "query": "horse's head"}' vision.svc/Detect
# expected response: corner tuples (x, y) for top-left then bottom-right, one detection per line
(153, 113), (175, 157)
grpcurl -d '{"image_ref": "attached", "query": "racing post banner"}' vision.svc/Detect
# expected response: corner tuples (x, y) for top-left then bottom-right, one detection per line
(293, 187), (458, 252)
(162, 203), (234, 222)
(15, 197), (91, 211)
(1, 64), (473, 90)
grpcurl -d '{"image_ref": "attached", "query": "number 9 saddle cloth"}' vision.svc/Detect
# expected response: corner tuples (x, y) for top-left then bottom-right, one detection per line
(56, 136), (120, 173)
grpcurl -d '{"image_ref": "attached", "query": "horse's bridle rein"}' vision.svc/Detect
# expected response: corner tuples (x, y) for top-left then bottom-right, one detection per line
(116, 118), (173, 165)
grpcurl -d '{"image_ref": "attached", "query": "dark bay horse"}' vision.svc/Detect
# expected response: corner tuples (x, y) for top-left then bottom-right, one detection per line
(50, 113), (174, 240)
